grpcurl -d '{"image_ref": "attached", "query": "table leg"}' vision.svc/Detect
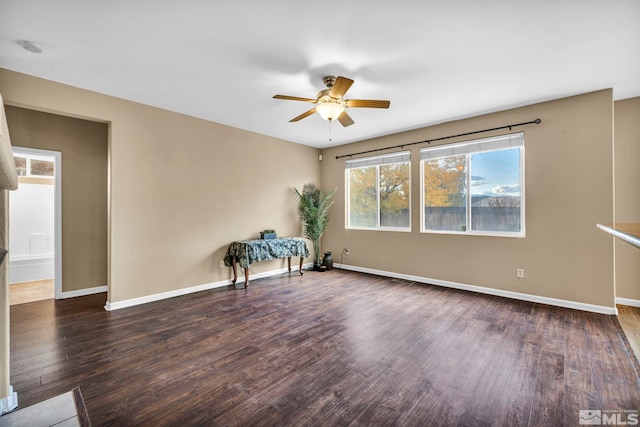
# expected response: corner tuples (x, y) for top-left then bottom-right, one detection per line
(244, 267), (249, 288)
(299, 257), (304, 276)
(231, 255), (238, 284)
(287, 256), (292, 273)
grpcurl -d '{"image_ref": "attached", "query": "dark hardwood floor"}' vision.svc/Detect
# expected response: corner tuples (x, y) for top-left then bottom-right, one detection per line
(9, 270), (640, 426)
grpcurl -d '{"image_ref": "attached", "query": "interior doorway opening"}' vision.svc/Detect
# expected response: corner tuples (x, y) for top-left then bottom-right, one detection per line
(9, 147), (62, 305)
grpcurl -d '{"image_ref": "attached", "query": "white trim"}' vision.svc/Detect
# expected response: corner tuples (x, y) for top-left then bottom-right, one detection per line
(104, 263), (313, 311)
(420, 132), (524, 159)
(8, 256), (54, 284)
(338, 264), (617, 315)
(0, 385), (18, 415)
(616, 297), (640, 308)
(9, 254), (54, 262)
(13, 147), (63, 299)
(105, 280), (231, 311)
(345, 150), (411, 169)
(345, 157), (412, 231)
(420, 133), (525, 238)
(59, 285), (108, 299)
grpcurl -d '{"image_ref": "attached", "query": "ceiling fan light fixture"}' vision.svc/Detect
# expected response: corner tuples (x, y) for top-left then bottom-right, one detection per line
(316, 99), (345, 121)
(273, 75), (389, 127)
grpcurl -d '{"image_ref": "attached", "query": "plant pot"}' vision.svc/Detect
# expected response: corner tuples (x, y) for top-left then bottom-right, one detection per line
(322, 251), (333, 270)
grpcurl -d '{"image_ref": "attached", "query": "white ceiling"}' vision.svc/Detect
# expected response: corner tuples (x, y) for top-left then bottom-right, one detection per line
(1, 1), (638, 149)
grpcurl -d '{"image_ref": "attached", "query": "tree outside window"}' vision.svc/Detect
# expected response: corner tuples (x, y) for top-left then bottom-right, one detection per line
(421, 133), (524, 236)
(423, 155), (467, 231)
(347, 152), (410, 230)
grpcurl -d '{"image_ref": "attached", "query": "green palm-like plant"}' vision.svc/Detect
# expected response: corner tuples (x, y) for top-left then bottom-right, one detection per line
(294, 183), (336, 267)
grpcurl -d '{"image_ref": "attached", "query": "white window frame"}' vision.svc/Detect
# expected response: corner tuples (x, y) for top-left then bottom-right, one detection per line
(345, 151), (411, 231)
(420, 133), (525, 238)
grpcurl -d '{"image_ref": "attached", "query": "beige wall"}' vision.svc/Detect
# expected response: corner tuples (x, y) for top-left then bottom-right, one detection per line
(614, 97), (640, 300)
(5, 106), (108, 292)
(0, 69), (321, 303)
(321, 90), (615, 308)
(0, 67), (623, 309)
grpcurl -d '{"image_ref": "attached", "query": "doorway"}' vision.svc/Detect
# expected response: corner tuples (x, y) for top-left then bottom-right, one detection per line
(9, 147), (62, 304)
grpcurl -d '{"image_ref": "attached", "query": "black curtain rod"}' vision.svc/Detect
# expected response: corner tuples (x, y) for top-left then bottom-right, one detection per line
(335, 118), (542, 160)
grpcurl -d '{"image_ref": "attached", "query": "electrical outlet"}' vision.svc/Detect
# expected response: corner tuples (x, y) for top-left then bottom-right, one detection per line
(220, 260), (225, 269)
(344, 248), (350, 256)
(516, 268), (524, 279)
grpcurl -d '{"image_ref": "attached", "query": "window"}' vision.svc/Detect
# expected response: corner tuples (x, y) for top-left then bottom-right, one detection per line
(30, 159), (54, 176)
(421, 133), (524, 236)
(346, 151), (411, 230)
(14, 155), (55, 178)
(14, 156), (27, 176)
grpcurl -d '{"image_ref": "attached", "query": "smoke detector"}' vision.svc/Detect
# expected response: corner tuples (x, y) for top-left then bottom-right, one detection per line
(18, 40), (43, 54)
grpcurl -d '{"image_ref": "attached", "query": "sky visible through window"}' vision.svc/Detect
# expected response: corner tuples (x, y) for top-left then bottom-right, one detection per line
(470, 148), (521, 198)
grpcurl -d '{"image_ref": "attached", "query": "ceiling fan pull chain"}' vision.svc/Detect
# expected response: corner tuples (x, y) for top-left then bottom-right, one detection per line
(328, 119), (333, 142)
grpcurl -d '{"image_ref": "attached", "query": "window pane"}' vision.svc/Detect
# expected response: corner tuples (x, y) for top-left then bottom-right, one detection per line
(30, 159), (54, 176)
(349, 167), (377, 228)
(380, 162), (410, 228)
(423, 155), (467, 231)
(470, 148), (521, 232)
(14, 157), (27, 176)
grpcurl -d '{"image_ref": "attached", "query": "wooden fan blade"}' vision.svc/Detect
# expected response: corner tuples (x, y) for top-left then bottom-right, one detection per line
(274, 95), (317, 103)
(290, 108), (317, 122)
(337, 111), (355, 127)
(329, 76), (354, 98)
(345, 99), (391, 109)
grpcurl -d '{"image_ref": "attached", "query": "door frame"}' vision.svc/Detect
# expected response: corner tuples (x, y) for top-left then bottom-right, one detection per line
(11, 146), (62, 299)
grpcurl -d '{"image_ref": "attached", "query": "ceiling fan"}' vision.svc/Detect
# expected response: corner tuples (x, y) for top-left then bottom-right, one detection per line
(273, 76), (390, 127)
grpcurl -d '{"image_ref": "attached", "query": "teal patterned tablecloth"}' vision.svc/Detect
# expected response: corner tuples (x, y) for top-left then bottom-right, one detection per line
(224, 237), (309, 269)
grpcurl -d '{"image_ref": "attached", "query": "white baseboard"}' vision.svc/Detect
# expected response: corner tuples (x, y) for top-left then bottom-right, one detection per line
(0, 385), (18, 415)
(105, 280), (231, 311)
(105, 263), (313, 311)
(9, 256), (54, 284)
(338, 264), (617, 315)
(616, 297), (640, 308)
(102, 262), (619, 315)
(57, 285), (107, 300)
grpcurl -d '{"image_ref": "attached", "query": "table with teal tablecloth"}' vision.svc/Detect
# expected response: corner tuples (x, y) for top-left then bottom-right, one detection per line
(224, 237), (309, 287)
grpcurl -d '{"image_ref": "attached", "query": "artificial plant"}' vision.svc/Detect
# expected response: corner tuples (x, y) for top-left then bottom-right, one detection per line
(294, 183), (336, 268)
